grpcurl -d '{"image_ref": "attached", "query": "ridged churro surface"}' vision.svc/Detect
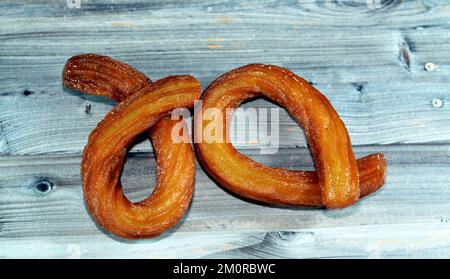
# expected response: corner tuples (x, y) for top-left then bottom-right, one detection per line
(195, 64), (386, 208)
(82, 76), (200, 238)
(64, 54), (200, 238)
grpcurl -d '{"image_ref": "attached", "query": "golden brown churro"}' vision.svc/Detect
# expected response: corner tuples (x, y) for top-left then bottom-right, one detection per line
(64, 55), (200, 238)
(195, 64), (386, 208)
(64, 54), (151, 102)
(82, 76), (200, 238)
(64, 55), (386, 238)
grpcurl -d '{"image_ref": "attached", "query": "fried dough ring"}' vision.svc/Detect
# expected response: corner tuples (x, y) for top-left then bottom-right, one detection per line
(195, 64), (386, 209)
(82, 76), (200, 238)
(64, 55), (201, 238)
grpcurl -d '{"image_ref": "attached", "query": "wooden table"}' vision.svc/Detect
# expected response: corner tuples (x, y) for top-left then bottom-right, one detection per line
(1, 0), (449, 258)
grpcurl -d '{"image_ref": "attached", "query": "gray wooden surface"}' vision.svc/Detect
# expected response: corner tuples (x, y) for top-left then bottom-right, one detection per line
(1, 0), (449, 258)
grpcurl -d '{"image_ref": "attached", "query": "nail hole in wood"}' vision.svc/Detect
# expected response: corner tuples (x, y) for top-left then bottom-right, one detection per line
(85, 103), (92, 114)
(432, 98), (444, 108)
(23, 90), (33, 96)
(425, 62), (436, 72)
(351, 82), (367, 94)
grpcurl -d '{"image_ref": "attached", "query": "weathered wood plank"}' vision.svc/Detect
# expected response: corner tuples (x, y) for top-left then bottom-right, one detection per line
(1, 0), (449, 259)
(1, 19), (448, 91)
(1, 0), (449, 33)
(1, 80), (449, 155)
(2, 223), (450, 259)
(1, 145), (449, 240)
(1, 2), (449, 155)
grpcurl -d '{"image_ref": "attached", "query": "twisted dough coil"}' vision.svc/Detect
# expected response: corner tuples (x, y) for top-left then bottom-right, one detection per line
(64, 54), (200, 238)
(64, 55), (386, 239)
(194, 64), (386, 209)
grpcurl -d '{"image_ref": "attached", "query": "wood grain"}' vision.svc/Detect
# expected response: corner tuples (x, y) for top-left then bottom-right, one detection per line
(1, 145), (450, 257)
(1, 0), (449, 258)
(1, 145), (449, 235)
(1, 1), (449, 155)
(1, 81), (450, 155)
(2, 223), (450, 259)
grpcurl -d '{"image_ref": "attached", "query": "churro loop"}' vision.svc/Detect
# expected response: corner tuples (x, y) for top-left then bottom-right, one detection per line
(195, 64), (386, 209)
(64, 55), (201, 238)
(82, 76), (200, 238)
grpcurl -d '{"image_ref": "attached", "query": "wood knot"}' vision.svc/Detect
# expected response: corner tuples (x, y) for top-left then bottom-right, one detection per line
(326, 0), (397, 11)
(399, 37), (413, 71)
(30, 178), (54, 195)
